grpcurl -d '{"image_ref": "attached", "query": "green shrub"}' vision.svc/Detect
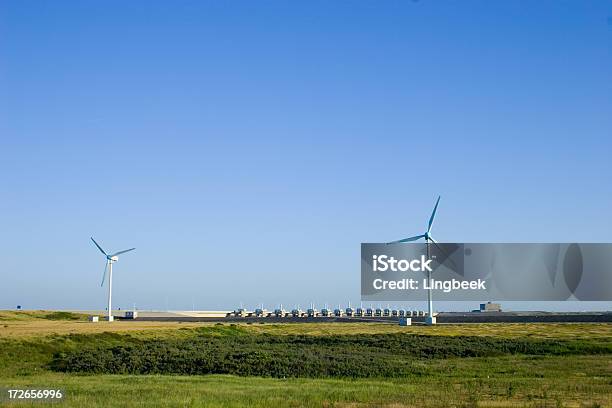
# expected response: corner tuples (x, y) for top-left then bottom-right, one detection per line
(42, 312), (86, 321)
(50, 333), (611, 378)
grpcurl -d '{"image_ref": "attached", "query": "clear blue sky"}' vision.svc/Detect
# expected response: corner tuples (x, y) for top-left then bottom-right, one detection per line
(1, 1), (611, 312)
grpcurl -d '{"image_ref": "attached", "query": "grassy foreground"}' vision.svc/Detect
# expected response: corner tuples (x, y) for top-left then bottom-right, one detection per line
(0, 312), (610, 407)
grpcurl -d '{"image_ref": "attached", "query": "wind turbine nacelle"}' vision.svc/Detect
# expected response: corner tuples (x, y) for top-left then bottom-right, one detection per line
(110, 256), (119, 262)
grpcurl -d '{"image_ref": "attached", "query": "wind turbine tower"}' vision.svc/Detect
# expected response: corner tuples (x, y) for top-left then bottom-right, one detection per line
(388, 196), (446, 325)
(91, 237), (135, 322)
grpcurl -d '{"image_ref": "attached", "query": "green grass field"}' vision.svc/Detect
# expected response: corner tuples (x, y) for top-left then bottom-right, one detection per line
(0, 311), (610, 407)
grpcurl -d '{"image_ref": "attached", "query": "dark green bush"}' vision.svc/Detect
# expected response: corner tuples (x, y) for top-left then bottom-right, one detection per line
(50, 332), (611, 378)
(42, 312), (85, 321)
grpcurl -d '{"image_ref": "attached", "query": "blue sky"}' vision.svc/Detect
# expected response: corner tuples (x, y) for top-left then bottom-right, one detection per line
(1, 1), (611, 311)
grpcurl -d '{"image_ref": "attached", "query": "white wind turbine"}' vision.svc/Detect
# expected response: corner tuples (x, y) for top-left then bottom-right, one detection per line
(91, 237), (135, 322)
(388, 196), (449, 325)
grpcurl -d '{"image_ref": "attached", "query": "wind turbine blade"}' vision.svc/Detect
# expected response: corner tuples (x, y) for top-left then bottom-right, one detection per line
(100, 262), (108, 287)
(429, 237), (458, 270)
(387, 234), (425, 244)
(111, 248), (136, 256)
(427, 196), (441, 233)
(91, 237), (108, 256)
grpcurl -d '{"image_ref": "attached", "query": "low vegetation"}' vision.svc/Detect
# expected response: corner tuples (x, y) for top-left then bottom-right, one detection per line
(0, 312), (610, 407)
(0, 310), (88, 322)
(50, 329), (611, 377)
